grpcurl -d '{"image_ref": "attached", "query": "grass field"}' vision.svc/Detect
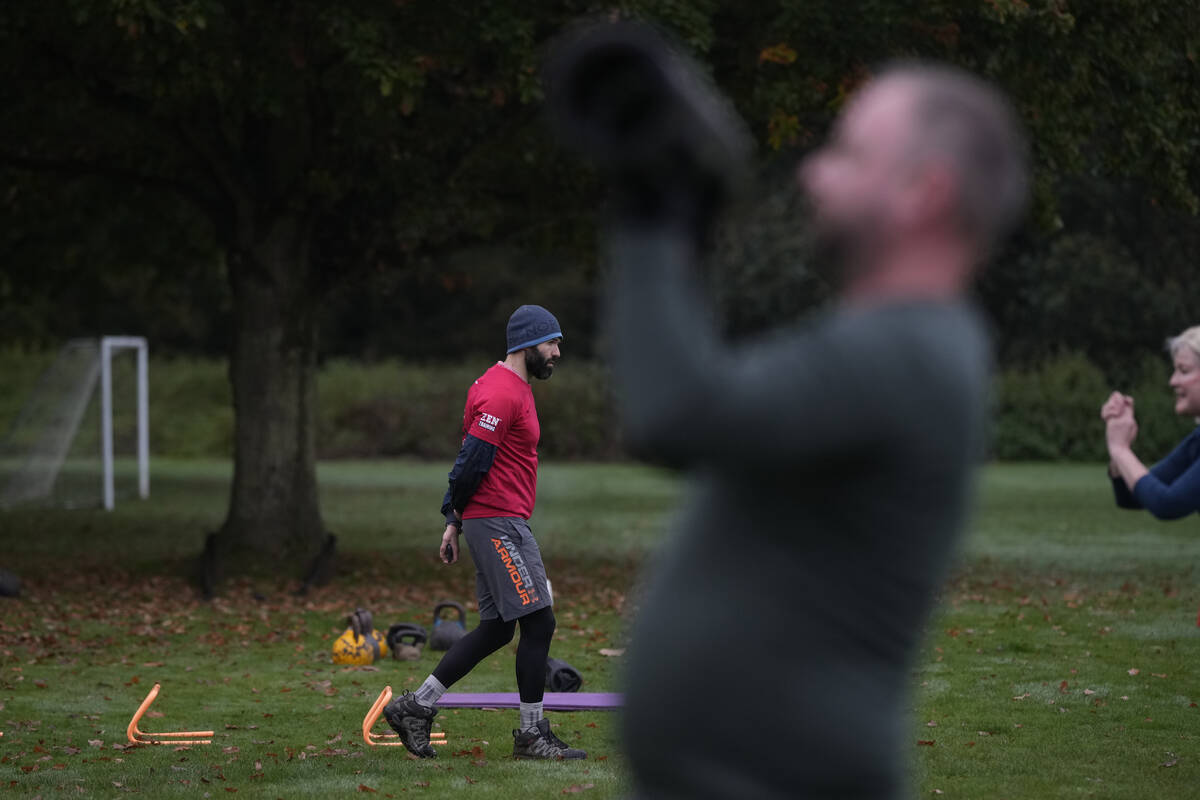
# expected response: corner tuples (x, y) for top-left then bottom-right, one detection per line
(1, 461), (1198, 798)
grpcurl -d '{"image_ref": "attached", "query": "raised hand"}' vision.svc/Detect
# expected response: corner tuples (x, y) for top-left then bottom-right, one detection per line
(1100, 391), (1134, 421)
(1105, 396), (1138, 450)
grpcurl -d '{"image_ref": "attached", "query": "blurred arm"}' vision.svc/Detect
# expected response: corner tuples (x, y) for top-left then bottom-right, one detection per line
(604, 227), (902, 468)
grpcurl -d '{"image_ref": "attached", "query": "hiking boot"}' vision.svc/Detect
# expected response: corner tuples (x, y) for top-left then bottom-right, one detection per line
(382, 691), (438, 758)
(512, 718), (587, 760)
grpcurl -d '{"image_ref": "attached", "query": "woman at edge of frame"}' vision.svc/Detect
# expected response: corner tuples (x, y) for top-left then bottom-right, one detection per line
(1103, 325), (1200, 521)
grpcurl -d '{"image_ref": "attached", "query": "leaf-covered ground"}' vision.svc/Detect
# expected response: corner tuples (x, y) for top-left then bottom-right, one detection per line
(915, 465), (1200, 798)
(1, 460), (1199, 798)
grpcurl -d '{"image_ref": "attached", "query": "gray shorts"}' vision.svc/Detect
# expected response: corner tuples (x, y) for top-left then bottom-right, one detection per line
(462, 517), (552, 622)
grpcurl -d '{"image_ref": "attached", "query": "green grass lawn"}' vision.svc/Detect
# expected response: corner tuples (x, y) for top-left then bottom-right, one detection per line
(1, 460), (1199, 798)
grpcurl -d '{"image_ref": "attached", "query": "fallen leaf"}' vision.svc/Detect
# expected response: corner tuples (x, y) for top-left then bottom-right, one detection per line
(358, 785), (377, 793)
(917, 740), (936, 746)
(758, 43), (798, 65)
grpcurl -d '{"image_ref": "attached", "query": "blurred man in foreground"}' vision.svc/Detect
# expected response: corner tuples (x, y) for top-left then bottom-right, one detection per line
(600, 59), (1029, 798)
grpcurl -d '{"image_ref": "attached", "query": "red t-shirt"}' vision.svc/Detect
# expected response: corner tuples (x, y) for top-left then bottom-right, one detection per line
(460, 363), (541, 520)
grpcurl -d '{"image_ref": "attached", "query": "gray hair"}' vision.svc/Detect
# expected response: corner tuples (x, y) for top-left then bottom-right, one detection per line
(1167, 325), (1200, 361)
(883, 63), (1031, 253)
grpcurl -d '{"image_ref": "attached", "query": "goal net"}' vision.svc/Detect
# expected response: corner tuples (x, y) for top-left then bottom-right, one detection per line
(0, 337), (149, 510)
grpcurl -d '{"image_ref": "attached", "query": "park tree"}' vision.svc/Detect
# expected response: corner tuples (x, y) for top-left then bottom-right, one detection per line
(2, 0), (1197, 584)
(0, 1), (570, 583)
(0, 0), (722, 588)
(701, 1), (1200, 368)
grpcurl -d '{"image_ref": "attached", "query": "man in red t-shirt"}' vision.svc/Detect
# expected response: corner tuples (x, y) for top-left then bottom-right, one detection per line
(384, 305), (586, 761)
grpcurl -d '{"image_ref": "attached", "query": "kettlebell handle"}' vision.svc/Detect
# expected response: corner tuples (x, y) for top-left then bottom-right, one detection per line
(432, 601), (466, 626)
(349, 608), (373, 639)
(387, 623), (428, 649)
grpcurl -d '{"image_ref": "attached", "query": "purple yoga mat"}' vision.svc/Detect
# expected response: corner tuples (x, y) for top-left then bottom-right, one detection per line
(438, 692), (623, 711)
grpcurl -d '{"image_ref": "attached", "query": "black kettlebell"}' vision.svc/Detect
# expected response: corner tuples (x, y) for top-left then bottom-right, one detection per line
(543, 20), (752, 231)
(429, 601), (468, 651)
(387, 623), (428, 661)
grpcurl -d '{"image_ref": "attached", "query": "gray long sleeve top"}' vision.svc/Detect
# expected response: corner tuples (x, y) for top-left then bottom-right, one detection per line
(608, 228), (991, 800)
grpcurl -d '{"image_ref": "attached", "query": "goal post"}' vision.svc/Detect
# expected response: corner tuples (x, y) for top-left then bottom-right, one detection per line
(0, 336), (149, 510)
(100, 336), (150, 510)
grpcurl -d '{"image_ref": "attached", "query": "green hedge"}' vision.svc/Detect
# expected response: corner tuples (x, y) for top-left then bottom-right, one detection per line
(315, 359), (620, 461)
(2, 350), (1195, 463)
(990, 352), (1194, 462)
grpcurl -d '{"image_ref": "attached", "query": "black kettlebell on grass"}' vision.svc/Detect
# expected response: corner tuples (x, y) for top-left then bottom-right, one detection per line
(429, 601), (468, 651)
(543, 20), (752, 235)
(387, 623), (429, 661)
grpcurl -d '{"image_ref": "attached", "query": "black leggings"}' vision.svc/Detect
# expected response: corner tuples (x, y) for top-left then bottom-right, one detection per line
(432, 606), (557, 703)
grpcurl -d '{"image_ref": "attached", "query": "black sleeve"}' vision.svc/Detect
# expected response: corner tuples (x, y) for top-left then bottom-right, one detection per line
(1110, 472), (1142, 510)
(440, 434), (498, 525)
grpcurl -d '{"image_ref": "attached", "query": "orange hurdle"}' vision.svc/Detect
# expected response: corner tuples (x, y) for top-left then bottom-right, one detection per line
(362, 686), (446, 747)
(126, 683), (214, 745)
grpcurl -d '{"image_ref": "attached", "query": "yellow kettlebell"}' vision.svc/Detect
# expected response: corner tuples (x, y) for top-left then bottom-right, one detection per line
(332, 608), (388, 665)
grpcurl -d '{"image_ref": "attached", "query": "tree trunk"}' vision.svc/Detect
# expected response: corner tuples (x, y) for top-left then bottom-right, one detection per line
(212, 216), (326, 577)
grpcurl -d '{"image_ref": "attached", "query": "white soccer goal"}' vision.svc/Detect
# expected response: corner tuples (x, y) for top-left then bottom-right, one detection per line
(0, 336), (149, 510)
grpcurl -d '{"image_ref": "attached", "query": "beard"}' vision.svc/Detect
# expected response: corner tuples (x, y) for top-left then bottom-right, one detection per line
(804, 204), (885, 291)
(524, 348), (555, 380)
